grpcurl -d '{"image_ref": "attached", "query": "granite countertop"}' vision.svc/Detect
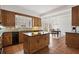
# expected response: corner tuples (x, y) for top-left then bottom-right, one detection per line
(0, 28), (43, 37)
(24, 31), (49, 36)
(1, 28), (43, 32)
(4, 29), (42, 32)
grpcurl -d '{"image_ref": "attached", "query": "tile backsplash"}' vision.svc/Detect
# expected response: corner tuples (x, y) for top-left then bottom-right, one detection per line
(76, 26), (79, 33)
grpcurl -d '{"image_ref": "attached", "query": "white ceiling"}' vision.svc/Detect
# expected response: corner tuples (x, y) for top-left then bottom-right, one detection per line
(20, 5), (74, 16)
(1, 5), (74, 17)
(20, 5), (63, 15)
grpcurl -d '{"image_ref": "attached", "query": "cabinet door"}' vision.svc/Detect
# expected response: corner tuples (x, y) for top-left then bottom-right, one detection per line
(32, 17), (41, 27)
(6, 11), (15, 26)
(66, 33), (79, 48)
(66, 33), (75, 44)
(72, 6), (79, 26)
(0, 10), (2, 23)
(1, 10), (15, 26)
(19, 32), (24, 43)
(38, 18), (41, 26)
(29, 36), (38, 53)
(38, 35), (44, 48)
(44, 34), (49, 45)
(19, 32), (25, 43)
(2, 32), (12, 47)
(1, 10), (7, 26)
(23, 35), (30, 53)
(39, 34), (49, 48)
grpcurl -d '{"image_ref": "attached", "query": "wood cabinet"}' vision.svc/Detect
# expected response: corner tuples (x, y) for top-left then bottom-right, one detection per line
(23, 34), (49, 53)
(32, 17), (41, 27)
(19, 32), (25, 43)
(2, 32), (12, 47)
(0, 9), (41, 27)
(0, 10), (2, 23)
(72, 6), (79, 26)
(2, 32), (24, 47)
(29, 36), (38, 53)
(66, 32), (79, 48)
(1, 10), (15, 26)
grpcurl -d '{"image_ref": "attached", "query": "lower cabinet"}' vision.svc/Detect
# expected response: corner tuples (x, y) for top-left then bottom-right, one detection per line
(2, 32), (24, 47)
(23, 34), (49, 54)
(19, 32), (25, 43)
(2, 32), (12, 47)
(66, 32), (79, 48)
(29, 36), (38, 53)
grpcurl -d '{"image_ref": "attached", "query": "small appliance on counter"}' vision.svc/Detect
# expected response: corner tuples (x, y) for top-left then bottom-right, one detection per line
(72, 26), (76, 33)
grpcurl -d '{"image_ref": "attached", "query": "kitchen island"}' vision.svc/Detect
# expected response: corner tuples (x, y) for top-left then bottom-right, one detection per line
(23, 33), (49, 54)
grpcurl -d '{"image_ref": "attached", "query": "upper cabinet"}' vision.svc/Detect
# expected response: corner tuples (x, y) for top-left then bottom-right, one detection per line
(72, 6), (79, 26)
(0, 9), (41, 27)
(1, 10), (15, 26)
(32, 17), (41, 27)
(0, 10), (2, 23)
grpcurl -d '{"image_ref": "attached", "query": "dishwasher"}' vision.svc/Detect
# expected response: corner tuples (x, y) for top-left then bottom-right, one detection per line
(12, 32), (19, 45)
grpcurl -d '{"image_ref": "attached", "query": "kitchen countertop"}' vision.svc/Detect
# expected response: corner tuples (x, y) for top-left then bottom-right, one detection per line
(0, 28), (43, 37)
(23, 31), (49, 36)
(66, 32), (79, 34)
(0, 28), (43, 32)
(4, 29), (43, 32)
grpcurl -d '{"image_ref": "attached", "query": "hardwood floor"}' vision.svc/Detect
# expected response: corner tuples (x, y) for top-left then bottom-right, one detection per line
(3, 34), (79, 54)
(34, 34), (79, 54)
(3, 43), (24, 54)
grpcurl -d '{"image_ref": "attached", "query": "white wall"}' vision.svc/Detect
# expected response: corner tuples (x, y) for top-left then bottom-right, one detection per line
(0, 5), (39, 17)
(0, 6), (1, 9)
(41, 9), (72, 36)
